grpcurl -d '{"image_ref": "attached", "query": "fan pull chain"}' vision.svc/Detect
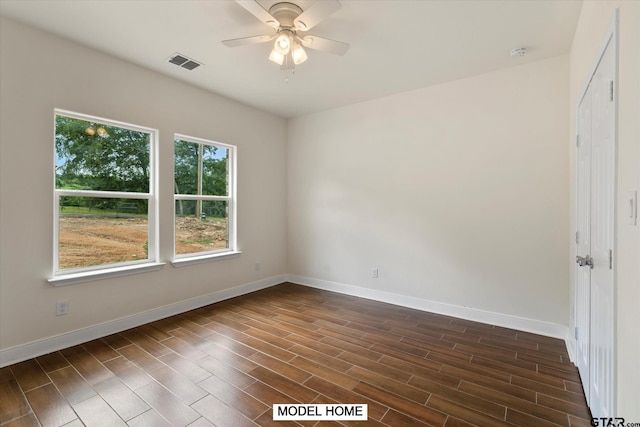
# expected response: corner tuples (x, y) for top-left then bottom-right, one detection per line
(284, 68), (295, 83)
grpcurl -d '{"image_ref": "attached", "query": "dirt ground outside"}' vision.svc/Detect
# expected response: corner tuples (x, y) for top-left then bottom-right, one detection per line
(58, 216), (228, 270)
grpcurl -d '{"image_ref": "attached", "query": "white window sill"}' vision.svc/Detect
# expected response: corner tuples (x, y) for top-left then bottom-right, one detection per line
(48, 262), (166, 287)
(171, 250), (242, 268)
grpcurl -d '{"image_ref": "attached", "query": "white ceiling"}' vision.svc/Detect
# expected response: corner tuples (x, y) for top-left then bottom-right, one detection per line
(0, 0), (582, 118)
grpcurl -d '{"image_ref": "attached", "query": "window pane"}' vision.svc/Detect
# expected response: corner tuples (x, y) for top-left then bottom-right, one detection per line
(55, 115), (150, 192)
(202, 145), (228, 196)
(175, 200), (228, 255)
(58, 196), (149, 270)
(174, 139), (198, 195)
(174, 139), (228, 196)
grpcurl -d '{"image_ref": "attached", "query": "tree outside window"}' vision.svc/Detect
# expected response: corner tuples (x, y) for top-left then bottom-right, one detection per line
(54, 111), (157, 273)
(174, 135), (236, 257)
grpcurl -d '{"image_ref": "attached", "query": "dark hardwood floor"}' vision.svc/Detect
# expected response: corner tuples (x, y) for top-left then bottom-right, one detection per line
(1, 282), (591, 427)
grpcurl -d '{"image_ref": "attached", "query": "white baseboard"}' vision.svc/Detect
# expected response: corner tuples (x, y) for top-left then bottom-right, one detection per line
(0, 275), (286, 367)
(565, 331), (577, 363)
(1, 274), (573, 367)
(287, 275), (570, 341)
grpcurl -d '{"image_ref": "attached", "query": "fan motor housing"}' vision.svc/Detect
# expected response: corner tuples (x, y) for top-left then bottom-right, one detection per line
(269, 2), (303, 28)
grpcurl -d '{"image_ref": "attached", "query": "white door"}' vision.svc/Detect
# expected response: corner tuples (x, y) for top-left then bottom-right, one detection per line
(588, 34), (616, 418)
(575, 24), (617, 419)
(575, 84), (592, 395)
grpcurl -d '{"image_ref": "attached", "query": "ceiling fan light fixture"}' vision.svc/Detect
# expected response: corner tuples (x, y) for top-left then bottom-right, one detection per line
(274, 31), (292, 55)
(291, 42), (308, 65)
(269, 48), (285, 65)
(224, 0), (349, 74)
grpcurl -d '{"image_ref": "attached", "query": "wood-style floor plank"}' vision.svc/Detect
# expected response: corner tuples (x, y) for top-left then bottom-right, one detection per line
(48, 366), (97, 405)
(134, 381), (200, 426)
(35, 352), (69, 373)
(24, 383), (77, 427)
(126, 409), (172, 427)
(302, 376), (389, 421)
(1, 413), (40, 427)
(10, 360), (50, 392)
(196, 356), (257, 389)
(458, 381), (572, 426)
(427, 395), (514, 427)
(157, 352), (212, 384)
(102, 357), (153, 391)
(353, 381), (447, 426)
(61, 348), (114, 386)
(247, 366), (318, 403)
(197, 374), (268, 420)
(146, 366), (207, 405)
(409, 376), (507, 419)
(0, 374), (31, 424)
(72, 395), (127, 427)
(191, 395), (258, 427)
(0, 283), (591, 427)
(247, 352), (312, 384)
(91, 376), (149, 421)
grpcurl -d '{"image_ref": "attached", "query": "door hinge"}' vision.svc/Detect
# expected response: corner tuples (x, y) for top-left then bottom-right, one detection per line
(576, 135), (580, 147)
(609, 249), (613, 270)
(574, 327), (578, 340)
(575, 231), (579, 244)
(609, 80), (614, 102)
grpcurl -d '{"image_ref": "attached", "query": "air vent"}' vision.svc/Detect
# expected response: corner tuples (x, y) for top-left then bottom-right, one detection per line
(181, 60), (200, 70)
(167, 53), (202, 70)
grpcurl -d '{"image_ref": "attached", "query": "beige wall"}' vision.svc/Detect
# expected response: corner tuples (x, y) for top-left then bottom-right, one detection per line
(569, 1), (640, 418)
(2, 4), (638, 417)
(287, 55), (570, 326)
(0, 18), (288, 351)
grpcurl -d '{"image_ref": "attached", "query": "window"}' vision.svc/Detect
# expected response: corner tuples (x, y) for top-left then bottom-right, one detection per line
(174, 134), (236, 259)
(53, 110), (158, 278)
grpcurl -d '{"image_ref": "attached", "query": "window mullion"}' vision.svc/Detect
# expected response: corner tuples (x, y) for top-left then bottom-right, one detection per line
(56, 189), (151, 199)
(54, 195), (60, 272)
(174, 194), (231, 202)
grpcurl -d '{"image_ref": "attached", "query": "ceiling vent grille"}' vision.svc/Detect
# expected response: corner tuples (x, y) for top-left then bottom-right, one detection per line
(167, 53), (202, 70)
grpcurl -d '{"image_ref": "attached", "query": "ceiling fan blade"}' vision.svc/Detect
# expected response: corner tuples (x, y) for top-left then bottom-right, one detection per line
(234, 0), (280, 29)
(222, 34), (275, 47)
(299, 35), (349, 56)
(294, 0), (341, 31)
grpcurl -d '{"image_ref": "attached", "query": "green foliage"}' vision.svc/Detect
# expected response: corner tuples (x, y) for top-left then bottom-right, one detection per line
(54, 116), (229, 219)
(174, 140), (228, 195)
(174, 139), (228, 218)
(59, 202), (147, 217)
(174, 200), (227, 219)
(180, 238), (214, 245)
(55, 115), (150, 212)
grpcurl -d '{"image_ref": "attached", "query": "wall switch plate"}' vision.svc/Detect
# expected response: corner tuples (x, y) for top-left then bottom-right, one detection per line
(628, 191), (637, 226)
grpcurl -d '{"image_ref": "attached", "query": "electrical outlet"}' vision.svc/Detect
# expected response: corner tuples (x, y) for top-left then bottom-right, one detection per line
(372, 268), (379, 278)
(56, 300), (69, 316)
(255, 261), (261, 271)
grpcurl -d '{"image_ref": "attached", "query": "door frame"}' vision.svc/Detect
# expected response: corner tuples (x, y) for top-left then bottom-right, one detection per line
(573, 8), (619, 416)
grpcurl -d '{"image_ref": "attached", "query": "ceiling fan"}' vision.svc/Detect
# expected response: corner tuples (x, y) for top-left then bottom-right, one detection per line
(222, 0), (349, 70)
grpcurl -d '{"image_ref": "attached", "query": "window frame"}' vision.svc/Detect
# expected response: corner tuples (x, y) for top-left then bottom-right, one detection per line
(172, 133), (238, 264)
(50, 109), (161, 285)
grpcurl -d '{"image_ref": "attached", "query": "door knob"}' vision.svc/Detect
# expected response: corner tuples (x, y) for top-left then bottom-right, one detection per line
(576, 255), (594, 269)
